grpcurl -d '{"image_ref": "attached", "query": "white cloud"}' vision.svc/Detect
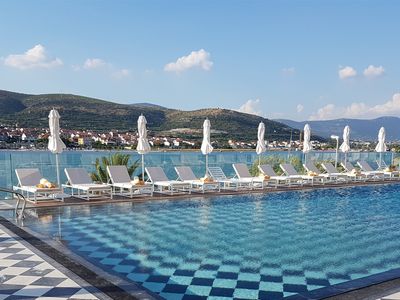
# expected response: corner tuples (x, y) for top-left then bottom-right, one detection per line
(338, 66), (357, 79)
(309, 104), (336, 120)
(363, 65), (385, 78)
(309, 93), (400, 120)
(75, 58), (130, 79)
(83, 58), (107, 69)
(237, 99), (263, 116)
(164, 49), (213, 73)
(4, 44), (63, 70)
(112, 68), (131, 79)
(296, 104), (304, 113)
(282, 67), (295, 76)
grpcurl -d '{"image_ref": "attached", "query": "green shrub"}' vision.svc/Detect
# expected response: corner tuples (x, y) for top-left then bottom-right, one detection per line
(249, 155), (305, 176)
(91, 152), (139, 183)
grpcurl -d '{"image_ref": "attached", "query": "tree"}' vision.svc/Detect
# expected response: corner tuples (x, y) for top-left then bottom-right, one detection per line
(91, 152), (139, 183)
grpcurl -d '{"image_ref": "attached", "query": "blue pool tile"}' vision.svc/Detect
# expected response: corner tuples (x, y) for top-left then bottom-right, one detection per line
(199, 264), (219, 271)
(89, 251), (109, 258)
(142, 281), (167, 293)
(186, 285), (212, 296)
(162, 284), (188, 294)
(100, 257), (123, 265)
(194, 270), (217, 279)
(237, 272), (260, 282)
(258, 291), (284, 300)
(126, 272), (149, 283)
(217, 265), (241, 273)
(147, 275), (170, 283)
(191, 277), (214, 286)
(283, 275), (307, 285)
(260, 275), (283, 283)
(306, 277), (330, 286)
(174, 270), (196, 277)
(259, 281), (284, 292)
(156, 267), (176, 276)
(209, 287), (234, 297)
(233, 288), (259, 299)
(119, 259), (140, 266)
(212, 278), (237, 289)
(78, 245), (99, 252)
(169, 275), (194, 286)
(112, 265), (135, 274)
(108, 252), (128, 259)
(283, 283), (309, 294)
(236, 280), (259, 290)
(216, 272), (238, 279)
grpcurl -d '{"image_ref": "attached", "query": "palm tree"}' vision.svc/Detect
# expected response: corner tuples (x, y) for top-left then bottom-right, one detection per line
(91, 152), (139, 183)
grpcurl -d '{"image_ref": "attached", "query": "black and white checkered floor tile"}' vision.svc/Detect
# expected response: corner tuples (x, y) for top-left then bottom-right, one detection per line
(0, 227), (98, 300)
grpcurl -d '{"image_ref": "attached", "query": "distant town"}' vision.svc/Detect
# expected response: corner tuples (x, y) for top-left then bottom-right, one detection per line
(0, 124), (391, 152)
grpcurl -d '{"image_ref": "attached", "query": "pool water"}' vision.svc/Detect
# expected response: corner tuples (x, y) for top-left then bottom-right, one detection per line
(13, 184), (400, 299)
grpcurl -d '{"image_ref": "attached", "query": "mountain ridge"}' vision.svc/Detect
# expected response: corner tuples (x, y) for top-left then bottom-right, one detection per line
(277, 117), (400, 141)
(0, 89), (298, 140)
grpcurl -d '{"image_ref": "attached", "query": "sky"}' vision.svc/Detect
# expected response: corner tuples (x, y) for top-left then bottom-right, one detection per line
(0, 0), (399, 121)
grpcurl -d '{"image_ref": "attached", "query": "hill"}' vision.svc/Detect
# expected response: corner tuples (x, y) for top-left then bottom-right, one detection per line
(0, 90), (298, 140)
(277, 117), (400, 141)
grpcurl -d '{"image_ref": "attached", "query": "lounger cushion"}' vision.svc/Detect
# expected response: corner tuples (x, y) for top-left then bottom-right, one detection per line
(15, 168), (42, 186)
(146, 167), (170, 182)
(65, 168), (93, 185)
(107, 166), (132, 184)
(175, 166), (198, 181)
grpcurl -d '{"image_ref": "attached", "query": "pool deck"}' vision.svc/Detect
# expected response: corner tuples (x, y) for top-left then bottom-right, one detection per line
(1, 178), (400, 211)
(1, 180), (400, 300)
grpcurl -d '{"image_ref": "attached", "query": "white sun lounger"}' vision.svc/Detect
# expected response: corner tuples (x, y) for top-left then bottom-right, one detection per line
(232, 163), (267, 189)
(107, 165), (153, 197)
(258, 164), (297, 187)
(320, 162), (351, 182)
(175, 166), (220, 193)
(146, 167), (191, 195)
(13, 168), (64, 203)
(303, 161), (344, 183)
(280, 163), (324, 185)
(63, 168), (112, 200)
(208, 166), (253, 190)
(357, 161), (388, 180)
(341, 161), (375, 181)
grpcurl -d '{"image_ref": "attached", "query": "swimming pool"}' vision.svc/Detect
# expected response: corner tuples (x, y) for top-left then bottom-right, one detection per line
(7, 184), (400, 299)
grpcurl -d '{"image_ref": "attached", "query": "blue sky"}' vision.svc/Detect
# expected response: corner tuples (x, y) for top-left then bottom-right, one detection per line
(0, 0), (399, 121)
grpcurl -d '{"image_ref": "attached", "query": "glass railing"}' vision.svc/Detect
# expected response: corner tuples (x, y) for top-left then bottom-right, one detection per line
(0, 149), (397, 199)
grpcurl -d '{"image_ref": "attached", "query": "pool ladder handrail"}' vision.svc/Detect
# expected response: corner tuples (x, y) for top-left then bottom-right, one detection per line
(0, 187), (26, 219)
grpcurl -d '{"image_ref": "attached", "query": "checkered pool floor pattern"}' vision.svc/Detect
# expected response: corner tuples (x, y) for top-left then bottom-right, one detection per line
(17, 185), (400, 299)
(0, 226), (99, 300)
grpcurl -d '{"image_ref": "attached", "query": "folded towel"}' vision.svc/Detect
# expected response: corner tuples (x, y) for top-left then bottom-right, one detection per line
(131, 179), (145, 186)
(36, 178), (57, 188)
(386, 165), (398, 172)
(258, 174), (270, 180)
(350, 169), (361, 176)
(307, 171), (319, 176)
(200, 176), (214, 183)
